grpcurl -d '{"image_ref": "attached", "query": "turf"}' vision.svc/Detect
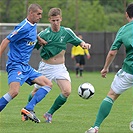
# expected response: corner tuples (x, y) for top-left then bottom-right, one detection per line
(0, 70), (133, 133)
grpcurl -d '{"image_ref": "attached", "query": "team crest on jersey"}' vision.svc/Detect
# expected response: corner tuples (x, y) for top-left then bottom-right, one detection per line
(60, 36), (65, 42)
(17, 71), (22, 76)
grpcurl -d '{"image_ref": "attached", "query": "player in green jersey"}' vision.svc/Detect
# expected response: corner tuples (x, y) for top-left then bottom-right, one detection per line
(85, 3), (133, 133)
(21, 7), (91, 123)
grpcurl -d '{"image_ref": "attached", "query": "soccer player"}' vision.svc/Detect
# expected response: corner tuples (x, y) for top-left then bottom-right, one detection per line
(71, 34), (91, 77)
(22, 7), (91, 123)
(0, 4), (52, 123)
(85, 3), (133, 133)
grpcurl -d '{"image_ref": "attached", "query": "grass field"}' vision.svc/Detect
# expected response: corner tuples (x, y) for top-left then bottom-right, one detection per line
(0, 70), (133, 133)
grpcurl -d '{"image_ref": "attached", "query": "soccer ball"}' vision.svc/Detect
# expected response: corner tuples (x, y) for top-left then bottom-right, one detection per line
(129, 121), (133, 131)
(78, 82), (95, 99)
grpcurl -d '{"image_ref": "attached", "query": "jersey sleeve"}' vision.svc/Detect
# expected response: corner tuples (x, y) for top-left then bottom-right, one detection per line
(65, 28), (83, 46)
(7, 25), (28, 42)
(84, 49), (89, 54)
(110, 26), (124, 50)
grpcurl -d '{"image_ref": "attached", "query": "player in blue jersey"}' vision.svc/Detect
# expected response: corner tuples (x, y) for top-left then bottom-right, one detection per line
(0, 4), (52, 123)
(85, 3), (133, 133)
(21, 7), (91, 123)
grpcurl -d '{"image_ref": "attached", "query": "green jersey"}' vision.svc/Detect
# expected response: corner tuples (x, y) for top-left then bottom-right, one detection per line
(35, 26), (83, 60)
(110, 21), (133, 74)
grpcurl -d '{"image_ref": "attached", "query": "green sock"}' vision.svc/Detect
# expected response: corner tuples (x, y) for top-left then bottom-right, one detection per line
(28, 93), (33, 103)
(48, 94), (67, 115)
(93, 96), (114, 128)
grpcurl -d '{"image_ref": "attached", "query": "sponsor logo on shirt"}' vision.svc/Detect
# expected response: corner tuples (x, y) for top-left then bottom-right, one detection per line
(27, 41), (36, 46)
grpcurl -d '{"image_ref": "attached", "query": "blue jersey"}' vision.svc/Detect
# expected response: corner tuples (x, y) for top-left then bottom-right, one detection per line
(6, 18), (37, 64)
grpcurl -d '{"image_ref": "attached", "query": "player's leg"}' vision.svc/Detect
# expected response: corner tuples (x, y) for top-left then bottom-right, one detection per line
(0, 82), (20, 112)
(22, 84), (51, 121)
(79, 65), (84, 77)
(44, 64), (71, 123)
(21, 87), (38, 121)
(79, 55), (85, 77)
(44, 79), (71, 123)
(48, 79), (71, 114)
(85, 69), (133, 133)
(21, 65), (52, 123)
(21, 62), (53, 122)
(21, 85), (52, 123)
(75, 56), (80, 77)
(75, 64), (80, 77)
(24, 63), (52, 110)
(21, 75), (52, 116)
(27, 61), (53, 104)
(93, 89), (118, 128)
(0, 65), (22, 112)
(85, 89), (118, 133)
(24, 76), (52, 110)
(27, 88), (38, 103)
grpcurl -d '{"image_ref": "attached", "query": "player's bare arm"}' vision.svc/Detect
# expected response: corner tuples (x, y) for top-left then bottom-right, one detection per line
(0, 38), (10, 57)
(101, 50), (117, 78)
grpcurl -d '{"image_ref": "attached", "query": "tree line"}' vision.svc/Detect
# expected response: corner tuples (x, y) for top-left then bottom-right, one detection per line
(0, 0), (132, 32)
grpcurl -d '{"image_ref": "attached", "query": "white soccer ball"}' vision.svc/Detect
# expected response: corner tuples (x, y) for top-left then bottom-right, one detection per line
(78, 82), (95, 99)
(129, 121), (133, 131)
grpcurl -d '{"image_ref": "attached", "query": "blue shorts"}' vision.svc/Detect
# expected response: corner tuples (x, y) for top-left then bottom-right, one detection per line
(6, 62), (42, 86)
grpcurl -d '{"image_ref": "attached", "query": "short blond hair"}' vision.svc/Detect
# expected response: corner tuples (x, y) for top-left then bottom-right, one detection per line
(48, 8), (62, 17)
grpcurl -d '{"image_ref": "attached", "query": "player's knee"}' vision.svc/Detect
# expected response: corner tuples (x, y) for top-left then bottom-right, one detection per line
(10, 90), (19, 98)
(9, 82), (20, 98)
(47, 81), (53, 88)
(41, 80), (53, 88)
(63, 89), (71, 97)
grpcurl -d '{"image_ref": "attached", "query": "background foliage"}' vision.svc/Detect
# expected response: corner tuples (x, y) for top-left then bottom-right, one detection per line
(0, 0), (133, 32)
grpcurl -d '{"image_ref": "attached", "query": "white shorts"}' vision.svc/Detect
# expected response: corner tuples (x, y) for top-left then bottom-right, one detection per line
(34, 61), (71, 89)
(111, 69), (133, 94)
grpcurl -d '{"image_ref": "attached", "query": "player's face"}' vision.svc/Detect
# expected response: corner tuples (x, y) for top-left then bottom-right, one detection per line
(49, 15), (62, 32)
(30, 9), (43, 24)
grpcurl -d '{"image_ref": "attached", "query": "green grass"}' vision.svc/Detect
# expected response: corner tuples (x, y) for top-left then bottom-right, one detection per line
(0, 70), (133, 133)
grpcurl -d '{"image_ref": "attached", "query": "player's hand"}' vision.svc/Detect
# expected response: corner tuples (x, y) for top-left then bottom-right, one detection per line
(87, 43), (91, 49)
(80, 42), (91, 49)
(71, 55), (75, 59)
(87, 55), (91, 59)
(37, 36), (47, 45)
(101, 68), (109, 78)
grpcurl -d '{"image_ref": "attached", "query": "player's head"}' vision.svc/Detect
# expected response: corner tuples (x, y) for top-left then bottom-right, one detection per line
(27, 3), (43, 24)
(48, 8), (62, 31)
(126, 3), (133, 19)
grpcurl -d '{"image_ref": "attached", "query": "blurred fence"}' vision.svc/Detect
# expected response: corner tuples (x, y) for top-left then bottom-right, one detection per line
(0, 24), (125, 72)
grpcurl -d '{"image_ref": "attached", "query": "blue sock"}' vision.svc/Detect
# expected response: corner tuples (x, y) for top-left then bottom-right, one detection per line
(0, 93), (12, 112)
(25, 86), (51, 111)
